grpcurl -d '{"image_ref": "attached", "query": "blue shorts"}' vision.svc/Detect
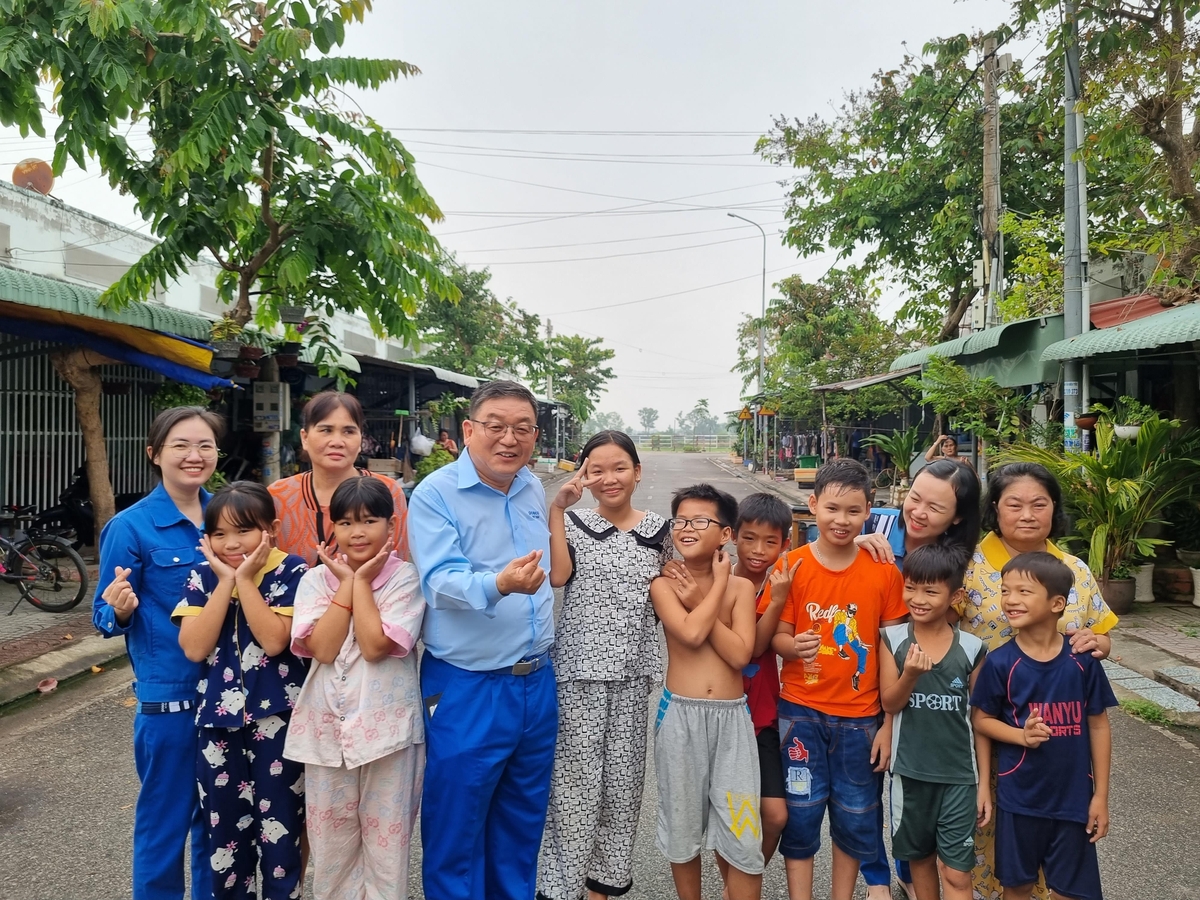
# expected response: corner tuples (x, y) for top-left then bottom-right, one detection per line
(776, 699), (883, 861)
(995, 809), (1103, 900)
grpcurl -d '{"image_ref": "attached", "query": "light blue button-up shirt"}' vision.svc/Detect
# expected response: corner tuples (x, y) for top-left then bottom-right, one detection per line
(408, 449), (554, 671)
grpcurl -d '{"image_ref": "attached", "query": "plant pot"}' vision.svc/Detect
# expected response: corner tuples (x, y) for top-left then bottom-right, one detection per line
(1075, 413), (1099, 431)
(234, 362), (261, 380)
(1113, 424), (1141, 440)
(1134, 563), (1155, 603)
(273, 353), (300, 368)
(212, 340), (241, 359)
(239, 345), (265, 361)
(279, 305), (307, 324)
(1177, 549), (1200, 568)
(1190, 568), (1200, 609)
(1100, 577), (1136, 615)
(100, 380), (131, 396)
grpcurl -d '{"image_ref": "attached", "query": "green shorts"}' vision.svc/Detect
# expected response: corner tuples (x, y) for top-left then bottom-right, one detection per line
(889, 775), (977, 872)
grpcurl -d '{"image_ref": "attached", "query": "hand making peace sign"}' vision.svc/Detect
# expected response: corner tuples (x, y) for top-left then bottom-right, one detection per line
(551, 459), (601, 511)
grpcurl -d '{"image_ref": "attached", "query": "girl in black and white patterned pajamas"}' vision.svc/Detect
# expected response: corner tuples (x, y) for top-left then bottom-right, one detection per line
(536, 431), (672, 900)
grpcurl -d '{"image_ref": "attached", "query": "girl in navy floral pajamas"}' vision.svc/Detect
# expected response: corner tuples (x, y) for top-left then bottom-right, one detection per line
(174, 482), (309, 900)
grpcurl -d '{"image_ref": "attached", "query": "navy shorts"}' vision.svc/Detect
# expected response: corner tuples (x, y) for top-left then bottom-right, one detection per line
(776, 699), (883, 861)
(995, 809), (1103, 900)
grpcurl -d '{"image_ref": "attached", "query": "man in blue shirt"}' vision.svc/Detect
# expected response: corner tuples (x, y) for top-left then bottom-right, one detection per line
(409, 380), (557, 900)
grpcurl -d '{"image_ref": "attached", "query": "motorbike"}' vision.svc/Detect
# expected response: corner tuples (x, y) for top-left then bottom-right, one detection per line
(32, 465), (145, 548)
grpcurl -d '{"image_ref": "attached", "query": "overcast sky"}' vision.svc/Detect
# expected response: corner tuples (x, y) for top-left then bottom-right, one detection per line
(5, 0), (1018, 429)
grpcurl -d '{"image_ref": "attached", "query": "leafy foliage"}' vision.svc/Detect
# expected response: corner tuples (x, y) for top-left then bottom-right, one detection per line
(637, 407), (659, 432)
(862, 426), (923, 485)
(735, 269), (911, 423)
(757, 34), (1069, 339)
(547, 334), (615, 423)
(583, 411), (628, 436)
(150, 381), (210, 410)
(995, 415), (1200, 579)
(416, 256), (546, 379)
(997, 211), (1064, 321)
(676, 399), (720, 436)
(0, 0), (457, 373)
(906, 355), (1033, 445)
(415, 445), (455, 482)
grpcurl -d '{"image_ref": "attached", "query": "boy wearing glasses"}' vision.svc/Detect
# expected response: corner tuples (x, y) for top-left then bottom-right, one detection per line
(650, 484), (764, 900)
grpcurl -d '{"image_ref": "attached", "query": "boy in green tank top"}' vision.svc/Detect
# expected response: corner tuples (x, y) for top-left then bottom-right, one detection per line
(879, 543), (990, 900)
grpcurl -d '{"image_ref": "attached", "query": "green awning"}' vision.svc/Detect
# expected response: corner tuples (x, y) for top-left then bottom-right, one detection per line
(0, 263), (213, 340)
(1041, 302), (1200, 361)
(889, 314), (1064, 386)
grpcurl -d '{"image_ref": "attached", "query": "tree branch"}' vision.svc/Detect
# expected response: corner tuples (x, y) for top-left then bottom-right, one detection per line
(205, 245), (239, 272)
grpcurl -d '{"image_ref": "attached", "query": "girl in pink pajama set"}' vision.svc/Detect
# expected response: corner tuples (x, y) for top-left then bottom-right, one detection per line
(283, 476), (426, 900)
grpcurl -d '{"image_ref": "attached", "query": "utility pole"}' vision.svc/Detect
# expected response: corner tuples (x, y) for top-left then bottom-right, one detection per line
(1062, 0), (1084, 451)
(981, 35), (1003, 327)
(545, 319), (554, 401)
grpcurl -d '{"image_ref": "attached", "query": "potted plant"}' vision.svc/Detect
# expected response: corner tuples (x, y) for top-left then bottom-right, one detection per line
(1093, 395), (1156, 440)
(279, 305), (307, 324)
(238, 326), (273, 361)
(150, 382), (211, 411)
(273, 339), (302, 368)
(1075, 407), (1101, 431)
(234, 360), (261, 380)
(210, 316), (243, 359)
(862, 425), (922, 507)
(996, 415), (1200, 616)
(1169, 501), (1200, 567)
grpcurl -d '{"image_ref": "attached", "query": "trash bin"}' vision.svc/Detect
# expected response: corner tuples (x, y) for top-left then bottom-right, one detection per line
(797, 454), (820, 468)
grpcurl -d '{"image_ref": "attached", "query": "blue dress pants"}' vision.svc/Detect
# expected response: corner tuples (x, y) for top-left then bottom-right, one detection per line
(132, 710), (212, 900)
(420, 653), (559, 900)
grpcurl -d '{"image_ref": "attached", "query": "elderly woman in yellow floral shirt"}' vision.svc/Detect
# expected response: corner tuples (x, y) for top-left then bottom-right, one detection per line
(958, 461), (1119, 900)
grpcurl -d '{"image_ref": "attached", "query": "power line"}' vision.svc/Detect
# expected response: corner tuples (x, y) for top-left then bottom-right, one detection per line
(388, 127), (763, 137)
(406, 139), (759, 159)
(414, 146), (778, 168)
(459, 220), (787, 254)
(468, 232), (776, 266)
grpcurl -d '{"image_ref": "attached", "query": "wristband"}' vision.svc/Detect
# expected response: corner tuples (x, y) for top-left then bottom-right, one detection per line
(330, 599), (352, 611)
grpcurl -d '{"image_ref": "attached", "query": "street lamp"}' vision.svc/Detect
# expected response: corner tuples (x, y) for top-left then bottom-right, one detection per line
(728, 213), (767, 394)
(729, 213), (768, 472)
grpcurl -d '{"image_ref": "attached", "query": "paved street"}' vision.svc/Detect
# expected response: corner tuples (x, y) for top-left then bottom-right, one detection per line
(2, 453), (1199, 899)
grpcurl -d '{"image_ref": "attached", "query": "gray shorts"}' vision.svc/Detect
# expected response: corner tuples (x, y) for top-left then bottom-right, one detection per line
(653, 689), (765, 875)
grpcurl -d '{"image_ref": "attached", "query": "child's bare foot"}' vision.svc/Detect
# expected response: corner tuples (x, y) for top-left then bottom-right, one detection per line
(865, 885), (893, 900)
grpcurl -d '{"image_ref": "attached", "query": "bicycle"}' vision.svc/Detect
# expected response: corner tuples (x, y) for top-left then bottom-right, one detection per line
(0, 505), (89, 614)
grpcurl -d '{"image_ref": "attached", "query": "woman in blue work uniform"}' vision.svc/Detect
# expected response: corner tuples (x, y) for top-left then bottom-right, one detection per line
(93, 405), (225, 900)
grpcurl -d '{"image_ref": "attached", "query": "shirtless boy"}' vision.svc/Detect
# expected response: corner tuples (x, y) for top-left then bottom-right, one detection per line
(651, 483), (765, 900)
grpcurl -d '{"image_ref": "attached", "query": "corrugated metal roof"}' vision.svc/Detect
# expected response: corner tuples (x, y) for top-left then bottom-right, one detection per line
(813, 365), (921, 392)
(889, 335), (971, 370)
(0, 263), (213, 340)
(889, 315), (1056, 371)
(1089, 293), (1164, 329)
(1042, 301), (1200, 361)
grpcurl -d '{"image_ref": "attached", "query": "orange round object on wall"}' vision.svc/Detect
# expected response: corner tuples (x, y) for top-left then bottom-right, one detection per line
(13, 157), (54, 194)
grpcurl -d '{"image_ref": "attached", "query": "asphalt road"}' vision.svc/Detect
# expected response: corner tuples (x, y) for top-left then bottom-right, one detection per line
(2, 453), (1198, 899)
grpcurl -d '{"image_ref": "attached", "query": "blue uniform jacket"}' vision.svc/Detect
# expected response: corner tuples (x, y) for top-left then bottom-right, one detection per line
(92, 483), (210, 703)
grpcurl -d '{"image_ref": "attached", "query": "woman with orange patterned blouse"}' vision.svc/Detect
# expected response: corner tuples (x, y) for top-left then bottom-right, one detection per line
(959, 462), (1118, 900)
(269, 392), (409, 567)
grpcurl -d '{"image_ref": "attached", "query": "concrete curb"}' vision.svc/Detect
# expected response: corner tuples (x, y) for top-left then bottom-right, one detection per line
(0, 633), (127, 710)
(708, 457), (801, 504)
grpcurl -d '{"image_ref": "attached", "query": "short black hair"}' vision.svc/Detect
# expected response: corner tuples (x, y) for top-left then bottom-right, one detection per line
(903, 542), (969, 593)
(671, 483), (739, 529)
(469, 380), (538, 419)
(983, 462), (1068, 540)
(204, 481), (276, 535)
(736, 492), (792, 539)
(813, 458), (872, 502)
(329, 475), (395, 522)
(1001, 551), (1074, 612)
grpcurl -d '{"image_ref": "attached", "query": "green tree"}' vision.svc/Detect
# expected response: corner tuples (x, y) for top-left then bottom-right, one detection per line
(416, 257), (546, 379)
(758, 34), (1068, 339)
(638, 407), (659, 432)
(583, 411), (627, 436)
(548, 334), (616, 423)
(0, 0), (456, 529)
(735, 269), (912, 424)
(1011, 0), (1200, 289)
(681, 399), (719, 436)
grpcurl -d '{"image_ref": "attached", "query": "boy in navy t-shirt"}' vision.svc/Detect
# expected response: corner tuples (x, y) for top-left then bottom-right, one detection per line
(970, 552), (1117, 900)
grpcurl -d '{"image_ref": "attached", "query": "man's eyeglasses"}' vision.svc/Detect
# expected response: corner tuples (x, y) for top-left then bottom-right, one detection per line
(669, 516), (721, 531)
(470, 420), (540, 440)
(164, 441), (219, 460)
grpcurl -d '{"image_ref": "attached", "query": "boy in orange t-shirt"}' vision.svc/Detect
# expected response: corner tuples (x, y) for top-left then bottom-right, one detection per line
(771, 459), (908, 900)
